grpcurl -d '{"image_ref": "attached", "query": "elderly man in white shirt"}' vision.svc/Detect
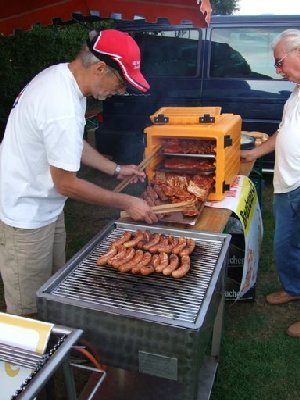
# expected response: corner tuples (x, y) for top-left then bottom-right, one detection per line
(241, 29), (300, 337)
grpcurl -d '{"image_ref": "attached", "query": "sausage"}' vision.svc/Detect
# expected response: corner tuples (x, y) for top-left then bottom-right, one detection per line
(103, 244), (124, 265)
(123, 230), (144, 248)
(150, 254), (160, 269)
(128, 249), (145, 266)
(111, 231), (132, 247)
(118, 250), (144, 272)
(157, 236), (178, 254)
(136, 240), (147, 249)
(131, 252), (152, 274)
(140, 252), (153, 267)
(148, 235), (168, 253)
(162, 254), (180, 276)
(107, 246), (127, 267)
(143, 230), (152, 241)
(172, 255), (191, 278)
(143, 233), (161, 251)
(140, 265), (155, 275)
(96, 245), (118, 266)
(179, 238), (196, 256)
(171, 237), (187, 255)
(111, 248), (135, 268)
(131, 266), (141, 274)
(154, 252), (169, 273)
(136, 230), (152, 249)
(153, 236), (169, 253)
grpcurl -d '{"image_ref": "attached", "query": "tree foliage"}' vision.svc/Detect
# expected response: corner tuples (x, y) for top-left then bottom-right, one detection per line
(211, 0), (240, 15)
(0, 20), (114, 137)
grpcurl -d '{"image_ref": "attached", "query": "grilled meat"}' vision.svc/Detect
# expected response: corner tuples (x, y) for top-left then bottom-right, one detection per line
(96, 230), (195, 279)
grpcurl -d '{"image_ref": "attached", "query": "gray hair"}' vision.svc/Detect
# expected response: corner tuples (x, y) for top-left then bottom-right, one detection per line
(77, 46), (99, 67)
(272, 29), (300, 52)
(76, 31), (100, 67)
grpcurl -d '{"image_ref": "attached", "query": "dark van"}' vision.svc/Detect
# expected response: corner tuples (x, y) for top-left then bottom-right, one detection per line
(96, 15), (299, 171)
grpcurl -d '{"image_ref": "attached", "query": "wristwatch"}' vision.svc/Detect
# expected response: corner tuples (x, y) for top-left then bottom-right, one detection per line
(113, 164), (122, 176)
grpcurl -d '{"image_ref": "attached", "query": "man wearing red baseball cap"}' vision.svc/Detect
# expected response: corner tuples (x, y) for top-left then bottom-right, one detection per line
(87, 29), (150, 93)
(0, 29), (157, 317)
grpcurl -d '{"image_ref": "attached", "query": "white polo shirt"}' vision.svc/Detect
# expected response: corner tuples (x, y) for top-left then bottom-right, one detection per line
(274, 85), (300, 193)
(0, 63), (86, 228)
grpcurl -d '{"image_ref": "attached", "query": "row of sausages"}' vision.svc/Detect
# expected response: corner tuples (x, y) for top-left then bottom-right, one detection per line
(96, 230), (196, 278)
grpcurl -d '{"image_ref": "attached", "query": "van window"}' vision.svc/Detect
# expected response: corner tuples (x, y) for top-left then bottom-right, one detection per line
(132, 30), (200, 76)
(210, 28), (288, 80)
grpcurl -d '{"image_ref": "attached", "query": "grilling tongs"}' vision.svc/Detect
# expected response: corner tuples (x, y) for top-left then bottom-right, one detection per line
(113, 144), (161, 193)
(120, 199), (196, 219)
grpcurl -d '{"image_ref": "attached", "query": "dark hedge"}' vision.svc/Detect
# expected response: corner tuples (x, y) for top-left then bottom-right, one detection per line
(0, 19), (114, 141)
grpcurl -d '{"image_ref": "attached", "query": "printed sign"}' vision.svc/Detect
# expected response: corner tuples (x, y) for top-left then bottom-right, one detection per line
(206, 175), (263, 298)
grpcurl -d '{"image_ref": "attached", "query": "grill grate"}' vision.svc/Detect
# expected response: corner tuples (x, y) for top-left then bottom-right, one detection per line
(50, 226), (224, 325)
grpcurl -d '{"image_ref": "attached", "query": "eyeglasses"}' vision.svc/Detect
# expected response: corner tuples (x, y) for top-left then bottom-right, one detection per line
(107, 67), (126, 90)
(274, 49), (295, 69)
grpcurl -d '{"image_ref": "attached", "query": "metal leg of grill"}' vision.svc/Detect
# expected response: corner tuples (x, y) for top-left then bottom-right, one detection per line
(63, 358), (78, 400)
(211, 294), (224, 357)
(45, 377), (56, 399)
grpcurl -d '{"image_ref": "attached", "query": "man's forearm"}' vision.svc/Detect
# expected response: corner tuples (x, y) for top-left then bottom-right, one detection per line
(59, 177), (131, 209)
(254, 131), (277, 158)
(81, 140), (117, 175)
(50, 165), (158, 224)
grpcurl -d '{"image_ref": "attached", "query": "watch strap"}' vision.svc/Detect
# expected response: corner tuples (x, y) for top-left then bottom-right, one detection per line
(113, 164), (122, 176)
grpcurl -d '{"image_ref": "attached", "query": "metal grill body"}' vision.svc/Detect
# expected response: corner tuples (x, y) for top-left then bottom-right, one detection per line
(37, 222), (230, 400)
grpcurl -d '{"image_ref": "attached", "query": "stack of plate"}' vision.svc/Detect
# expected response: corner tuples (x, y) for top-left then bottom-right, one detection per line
(240, 134), (255, 150)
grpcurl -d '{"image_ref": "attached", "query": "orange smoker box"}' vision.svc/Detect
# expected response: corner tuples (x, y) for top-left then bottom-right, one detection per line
(144, 107), (242, 201)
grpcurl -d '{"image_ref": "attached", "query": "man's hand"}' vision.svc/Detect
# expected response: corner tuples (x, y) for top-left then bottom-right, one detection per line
(116, 165), (146, 183)
(240, 149), (259, 163)
(124, 197), (158, 224)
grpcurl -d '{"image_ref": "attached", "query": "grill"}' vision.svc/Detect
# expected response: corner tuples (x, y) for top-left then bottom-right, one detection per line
(37, 221), (231, 400)
(0, 325), (82, 400)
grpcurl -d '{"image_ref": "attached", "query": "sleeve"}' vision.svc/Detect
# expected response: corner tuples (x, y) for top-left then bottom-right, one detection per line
(43, 116), (85, 172)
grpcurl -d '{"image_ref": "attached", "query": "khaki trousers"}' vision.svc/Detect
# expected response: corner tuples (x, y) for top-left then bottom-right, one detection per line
(0, 212), (66, 315)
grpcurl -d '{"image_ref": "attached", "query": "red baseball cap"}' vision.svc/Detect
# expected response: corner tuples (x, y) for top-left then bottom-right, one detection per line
(88, 29), (150, 93)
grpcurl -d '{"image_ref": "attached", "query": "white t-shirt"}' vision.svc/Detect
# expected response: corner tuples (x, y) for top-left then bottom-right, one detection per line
(274, 85), (300, 193)
(0, 63), (86, 228)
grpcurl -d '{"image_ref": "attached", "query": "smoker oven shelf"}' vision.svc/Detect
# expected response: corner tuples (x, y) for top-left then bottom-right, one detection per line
(162, 152), (216, 159)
